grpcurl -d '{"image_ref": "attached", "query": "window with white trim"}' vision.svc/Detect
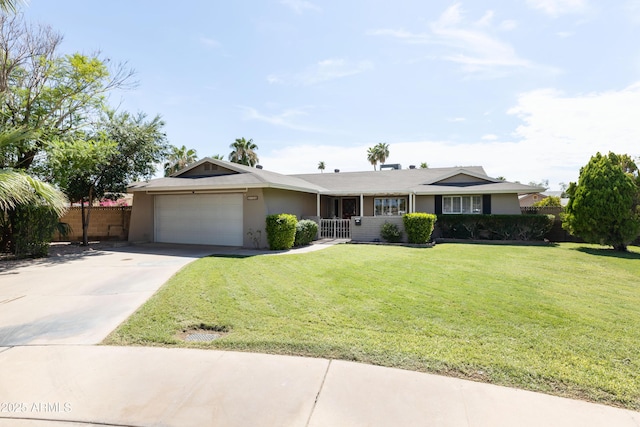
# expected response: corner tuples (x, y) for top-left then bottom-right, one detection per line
(443, 195), (482, 214)
(374, 198), (407, 216)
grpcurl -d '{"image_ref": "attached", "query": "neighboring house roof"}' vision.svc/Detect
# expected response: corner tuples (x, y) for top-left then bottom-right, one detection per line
(128, 158), (545, 195)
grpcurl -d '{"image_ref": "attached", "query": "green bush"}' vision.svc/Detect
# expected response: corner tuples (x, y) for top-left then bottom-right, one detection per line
(436, 214), (554, 241)
(265, 214), (298, 250)
(13, 204), (59, 258)
(380, 221), (403, 243)
(402, 213), (437, 243)
(294, 219), (318, 247)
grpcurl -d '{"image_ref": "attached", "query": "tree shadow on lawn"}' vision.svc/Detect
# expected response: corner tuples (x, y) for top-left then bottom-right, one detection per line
(574, 246), (640, 260)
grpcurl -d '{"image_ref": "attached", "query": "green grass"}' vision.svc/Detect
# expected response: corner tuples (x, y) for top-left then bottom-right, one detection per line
(104, 243), (640, 410)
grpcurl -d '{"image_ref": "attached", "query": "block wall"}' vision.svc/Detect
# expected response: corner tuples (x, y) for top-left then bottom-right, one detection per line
(55, 207), (132, 241)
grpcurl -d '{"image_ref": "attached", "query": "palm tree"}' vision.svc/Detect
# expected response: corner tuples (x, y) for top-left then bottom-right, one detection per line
(0, 128), (67, 215)
(210, 154), (224, 160)
(228, 137), (259, 167)
(0, 0), (25, 13)
(164, 145), (198, 176)
(374, 142), (390, 166)
(317, 161), (325, 173)
(367, 147), (378, 171)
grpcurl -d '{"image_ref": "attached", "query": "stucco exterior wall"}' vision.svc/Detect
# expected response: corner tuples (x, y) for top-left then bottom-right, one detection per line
(263, 188), (317, 217)
(415, 195), (435, 213)
(243, 188), (267, 248)
(128, 192), (155, 242)
(490, 194), (522, 214)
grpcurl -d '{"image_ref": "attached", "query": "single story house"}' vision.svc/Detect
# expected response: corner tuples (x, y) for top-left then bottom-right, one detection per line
(127, 158), (544, 247)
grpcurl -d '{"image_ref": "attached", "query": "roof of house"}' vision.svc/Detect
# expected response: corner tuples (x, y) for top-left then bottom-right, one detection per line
(128, 158), (545, 195)
(128, 158), (325, 194)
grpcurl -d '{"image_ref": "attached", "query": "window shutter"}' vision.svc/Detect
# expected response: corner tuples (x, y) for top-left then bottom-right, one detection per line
(482, 194), (491, 214)
(435, 195), (442, 214)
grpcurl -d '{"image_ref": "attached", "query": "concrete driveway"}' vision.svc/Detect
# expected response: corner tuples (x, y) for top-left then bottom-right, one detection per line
(0, 243), (220, 346)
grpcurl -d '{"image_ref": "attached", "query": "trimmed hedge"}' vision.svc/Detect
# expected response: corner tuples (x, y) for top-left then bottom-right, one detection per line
(403, 213), (437, 243)
(436, 214), (554, 241)
(265, 213), (298, 250)
(294, 219), (318, 247)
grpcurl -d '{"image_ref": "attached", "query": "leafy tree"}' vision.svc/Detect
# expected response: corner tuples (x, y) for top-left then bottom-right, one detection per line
(317, 161), (325, 173)
(420, 162), (428, 169)
(49, 111), (168, 245)
(528, 179), (550, 190)
(164, 145), (198, 176)
(563, 152), (640, 251)
(1, 128), (67, 253)
(228, 137), (258, 166)
(0, 14), (134, 171)
(533, 196), (562, 207)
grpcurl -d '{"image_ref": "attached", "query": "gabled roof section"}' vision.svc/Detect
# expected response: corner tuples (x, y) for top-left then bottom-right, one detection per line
(171, 158), (243, 177)
(423, 167), (497, 185)
(129, 158), (325, 194)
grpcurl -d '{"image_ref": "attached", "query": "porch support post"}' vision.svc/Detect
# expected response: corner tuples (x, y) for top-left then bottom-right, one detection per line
(360, 194), (364, 216)
(317, 193), (320, 217)
(408, 193), (412, 213)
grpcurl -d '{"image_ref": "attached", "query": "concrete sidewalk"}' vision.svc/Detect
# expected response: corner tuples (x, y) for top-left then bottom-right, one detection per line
(0, 345), (638, 427)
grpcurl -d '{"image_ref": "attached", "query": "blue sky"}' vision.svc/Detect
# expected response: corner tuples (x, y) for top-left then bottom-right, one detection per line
(21, 0), (640, 189)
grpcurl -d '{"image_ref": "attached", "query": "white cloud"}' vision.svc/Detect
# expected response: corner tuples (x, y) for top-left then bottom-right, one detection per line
(370, 4), (540, 77)
(280, 0), (321, 14)
(475, 10), (495, 27)
(526, 0), (589, 17)
(259, 83), (640, 189)
(269, 58), (374, 85)
(499, 20), (518, 31)
(507, 83), (640, 166)
(266, 75), (284, 84)
(448, 117), (466, 122)
(239, 106), (321, 132)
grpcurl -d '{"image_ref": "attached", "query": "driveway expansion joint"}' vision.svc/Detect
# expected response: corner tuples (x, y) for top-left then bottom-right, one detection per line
(305, 359), (332, 427)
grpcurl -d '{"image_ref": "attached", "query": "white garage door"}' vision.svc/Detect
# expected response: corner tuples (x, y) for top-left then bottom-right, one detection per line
(155, 194), (243, 246)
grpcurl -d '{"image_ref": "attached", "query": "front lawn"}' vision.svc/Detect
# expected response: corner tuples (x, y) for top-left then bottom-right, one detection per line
(104, 243), (640, 410)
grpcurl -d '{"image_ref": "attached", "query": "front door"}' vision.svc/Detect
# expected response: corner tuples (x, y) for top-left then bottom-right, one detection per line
(342, 198), (357, 219)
